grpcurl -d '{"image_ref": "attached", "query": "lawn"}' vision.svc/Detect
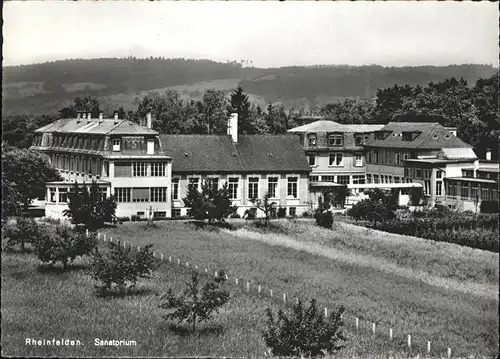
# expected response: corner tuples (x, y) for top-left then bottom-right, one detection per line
(2, 219), (498, 357)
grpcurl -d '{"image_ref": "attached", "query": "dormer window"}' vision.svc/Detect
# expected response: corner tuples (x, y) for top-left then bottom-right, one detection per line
(374, 131), (385, 140)
(147, 139), (154, 155)
(308, 134), (317, 147)
(112, 139), (121, 152)
(402, 132), (413, 141)
(328, 133), (343, 146)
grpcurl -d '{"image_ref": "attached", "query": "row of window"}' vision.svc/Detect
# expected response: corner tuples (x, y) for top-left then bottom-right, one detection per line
(48, 187), (107, 203)
(114, 187), (169, 203)
(366, 149), (416, 165)
(51, 153), (103, 176)
(446, 181), (497, 200)
(307, 153), (364, 167)
(115, 162), (168, 177)
(306, 133), (366, 147)
(309, 175), (365, 185)
(404, 168), (442, 180)
(172, 176), (299, 200)
(52, 134), (104, 151)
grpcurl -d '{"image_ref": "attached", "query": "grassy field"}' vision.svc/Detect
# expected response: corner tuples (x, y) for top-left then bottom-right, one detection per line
(2, 219), (498, 357)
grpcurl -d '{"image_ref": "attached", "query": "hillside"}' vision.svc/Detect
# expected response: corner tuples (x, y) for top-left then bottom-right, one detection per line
(2, 58), (497, 115)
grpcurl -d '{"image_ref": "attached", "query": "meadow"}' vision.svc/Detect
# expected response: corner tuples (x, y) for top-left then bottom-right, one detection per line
(2, 219), (498, 357)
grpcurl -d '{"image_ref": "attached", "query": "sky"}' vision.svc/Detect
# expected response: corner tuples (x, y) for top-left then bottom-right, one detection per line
(3, 1), (498, 68)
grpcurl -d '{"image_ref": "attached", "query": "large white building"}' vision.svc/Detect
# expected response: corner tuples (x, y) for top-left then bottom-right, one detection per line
(30, 112), (173, 220)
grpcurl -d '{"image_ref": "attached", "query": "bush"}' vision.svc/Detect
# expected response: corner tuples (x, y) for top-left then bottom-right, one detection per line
(160, 271), (229, 332)
(244, 207), (257, 220)
(314, 210), (334, 229)
(302, 210), (312, 218)
(263, 299), (345, 358)
(229, 212), (241, 219)
(34, 226), (97, 268)
(3, 217), (42, 252)
(90, 241), (157, 294)
(277, 207), (286, 218)
(480, 200), (499, 214)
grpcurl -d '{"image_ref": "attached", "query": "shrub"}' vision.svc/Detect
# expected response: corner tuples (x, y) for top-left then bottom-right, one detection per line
(229, 212), (241, 219)
(480, 200), (499, 214)
(263, 299), (345, 358)
(34, 226), (97, 268)
(90, 241), (157, 294)
(244, 207), (257, 220)
(160, 271), (229, 332)
(409, 187), (425, 206)
(277, 207), (286, 218)
(3, 217), (42, 252)
(302, 210), (312, 218)
(314, 210), (334, 229)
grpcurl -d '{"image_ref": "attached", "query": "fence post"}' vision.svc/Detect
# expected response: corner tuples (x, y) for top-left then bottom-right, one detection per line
(283, 293), (286, 303)
(235, 278), (239, 285)
(296, 297), (299, 305)
(110, 236), (113, 243)
(195, 265), (198, 270)
(123, 241), (126, 248)
(225, 274), (228, 280)
(389, 328), (393, 340)
(86, 229), (89, 237)
(161, 253), (164, 262)
(186, 262), (189, 268)
(177, 258), (180, 265)
(447, 348), (451, 359)
(324, 307), (328, 318)
(98, 232), (101, 240)
(214, 271), (218, 278)
(169, 256), (172, 263)
(269, 289), (273, 297)
(407, 334), (411, 351)
(427, 341), (431, 356)
(205, 268), (208, 273)
(137, 245), (140, 252)
(372, 323), (376, 335)
(356, 317), (359, 331)
(258, 285), (261, 293)
(246, 282), (250, 292)
(103, 234), (106, 242)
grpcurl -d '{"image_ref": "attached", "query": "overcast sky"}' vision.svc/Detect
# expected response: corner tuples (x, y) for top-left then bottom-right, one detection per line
(3, 1), (498, 68)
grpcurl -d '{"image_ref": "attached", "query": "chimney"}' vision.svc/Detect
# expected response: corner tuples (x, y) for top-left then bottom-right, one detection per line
(227, 113), (238, 143)
(87, 112), (92, 121)
(99, 112), (103, 121)
(113, 112), (118, 123)
(76, 112), (81, 120)
(146, 112), (152, 129)
(486, 148), (492, 161)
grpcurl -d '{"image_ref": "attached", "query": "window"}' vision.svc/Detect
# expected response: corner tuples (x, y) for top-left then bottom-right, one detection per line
(402, 152), (410, 160)
(471, 185), (479, 200)
(147, 139), (154, 155)
(287, 177), (298, 198)
(415, 169), (422, 179)
(384, 150), (389, 165)
(172, 178), (180, 200)
(394, 177), (400, 184)
(367, 151), (372, 163)
(322, 175), (335, 182)
(188, 177), (200, 192)
(337, 175), (350, 185)
(373, 175), (379, 184)
(114, 188), (131, 202)
(308, 154), (317, 166)
(402, 132), (413, 141)
(96, 159), (101, 177)
(49, 188), (56, 202)
(352, 175), (365, 184)
(133, 162), (147, 177)
(395, 152), (401, 165)
(248, 177), (259, 200)
(354, 135), (363, 146)
(112, 139), (121, 152)
(354, 153), (363, 167)
(132, 187), (150, 202)
(366, 174), (372, 184)
(374, 131), (385, 140)
(172, 209), (182, 218)
(461, 184), (470, 199)
(310, 175), (319, 182)
(150, 187), (168, 202)
(481, 187), (490, 200)
(424, 170), (431, 179)
(329, 153), (343, 166)
(328, 134), (343, 146)
(436, 170), (442, 179)
(58, 188), (67, 203)
(435, 181), (442, 196)
(289, 207), (296, 216)
(268, 177), (279, 198)
(424, 180), (431, 195)
(228, 177), (239, 199)
(308, 134), (317, 146)
(374, 150), (379, 163)
(154, 211), (166, 219)
(151, 162), (166, 177)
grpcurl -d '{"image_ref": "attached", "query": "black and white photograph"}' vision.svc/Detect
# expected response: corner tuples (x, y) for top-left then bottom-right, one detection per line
(1, 1), (499, 358)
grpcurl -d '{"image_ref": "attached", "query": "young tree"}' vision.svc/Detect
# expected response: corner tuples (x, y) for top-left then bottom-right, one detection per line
(63, 181), (117, 230)
(160, 271), (229, 332)
(263, 299), (345, 358)
(200, 89), (228, 134)
(250, 192), (277, 226)
(183, 180), (236, 223)
(227, 86), (252, 134)
(2, 144), (62, 211)
(59, 96), (101, 118)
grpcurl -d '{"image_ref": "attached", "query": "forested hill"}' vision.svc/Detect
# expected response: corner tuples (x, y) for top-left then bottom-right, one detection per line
(2, 58), (497, 115)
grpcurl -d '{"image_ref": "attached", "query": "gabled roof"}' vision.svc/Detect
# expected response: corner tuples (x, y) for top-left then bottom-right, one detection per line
(288, 120), (384, 133)
(35, 118), (158, 135)
(160, 134), (310, 174)
(363, 122), (473, 149)
(438, 148), (477, 160)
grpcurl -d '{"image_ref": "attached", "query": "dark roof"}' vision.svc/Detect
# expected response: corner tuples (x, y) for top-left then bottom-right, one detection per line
(363, 122), (472, 149)
(160, 134), (310, 174)
(35, 118), (158, 135)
